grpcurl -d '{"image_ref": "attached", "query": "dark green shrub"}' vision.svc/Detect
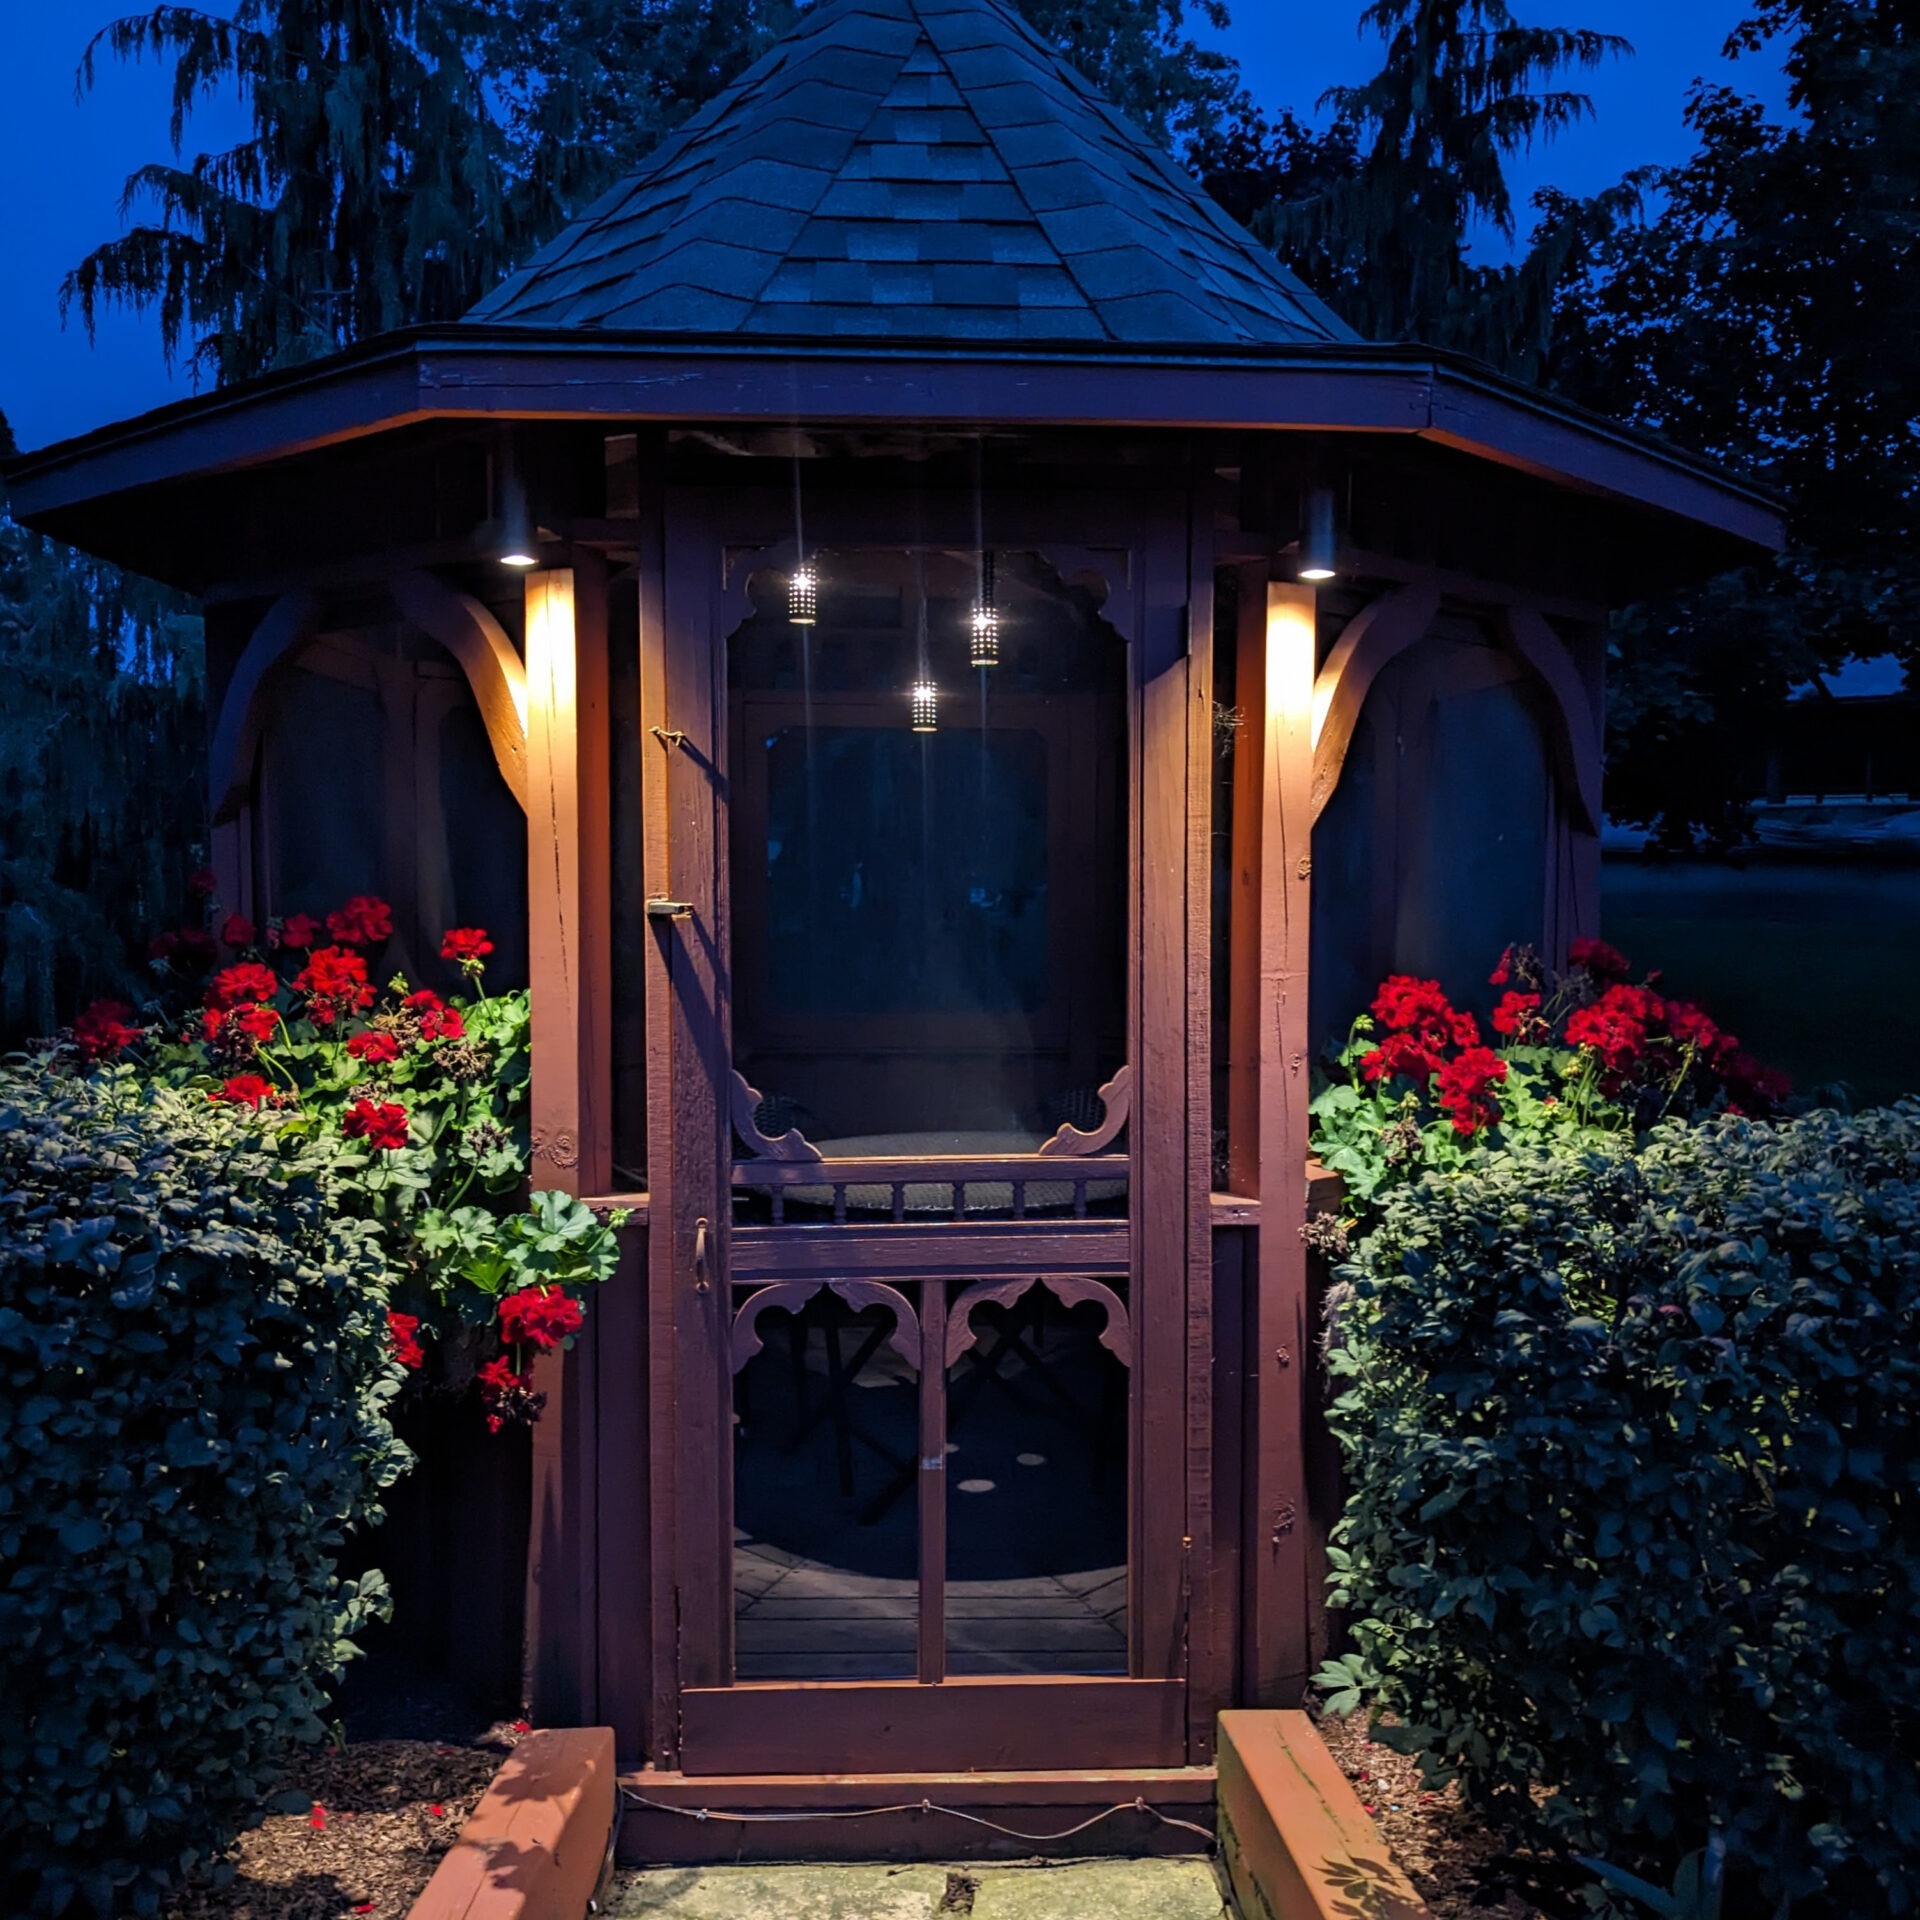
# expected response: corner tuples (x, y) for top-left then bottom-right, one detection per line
(0, 1068), (410, 1916)
(1319, 1105), (1920, 1916)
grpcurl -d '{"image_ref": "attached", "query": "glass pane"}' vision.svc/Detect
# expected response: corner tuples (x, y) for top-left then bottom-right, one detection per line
(945, 1285), (1128, 1676)
(733, 1289), (920, 1680)
(729, 548), (1126, 1146)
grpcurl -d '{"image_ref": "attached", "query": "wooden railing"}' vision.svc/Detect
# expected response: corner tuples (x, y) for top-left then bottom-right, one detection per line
(730, 1152), (1130, 1224)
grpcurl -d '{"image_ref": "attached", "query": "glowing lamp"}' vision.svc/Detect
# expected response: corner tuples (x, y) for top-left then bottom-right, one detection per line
(970, 552), (1000, 667)
(1298, 485), (1338, 582)
(789, 565), (818, 625)
(910, 679), (938, 732)
(496, 440), (538, 568)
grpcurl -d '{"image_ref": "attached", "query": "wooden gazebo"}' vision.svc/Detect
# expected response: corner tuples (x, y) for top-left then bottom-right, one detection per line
(11, 0), (1781, 1853)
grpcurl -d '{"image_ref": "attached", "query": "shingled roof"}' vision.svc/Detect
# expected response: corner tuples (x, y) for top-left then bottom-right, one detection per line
(465, 0), (1358, 347)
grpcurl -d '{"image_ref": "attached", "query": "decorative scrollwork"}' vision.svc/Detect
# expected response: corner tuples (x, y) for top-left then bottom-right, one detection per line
(945, 1275), (1132, 1370)
(730, 1068), (822, 1163)
(1036, 1064), (1132, 1159)
(730, 1279), (920, 1374)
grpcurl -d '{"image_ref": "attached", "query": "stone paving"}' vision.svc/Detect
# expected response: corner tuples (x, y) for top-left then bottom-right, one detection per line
(606, 1857), (1230, 1920)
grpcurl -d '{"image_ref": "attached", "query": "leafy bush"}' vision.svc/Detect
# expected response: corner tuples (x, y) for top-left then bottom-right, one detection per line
(1318, 1105), (1920, 1916)
(51, 896), (624, 1432)
(0, 1068), (411, 1916)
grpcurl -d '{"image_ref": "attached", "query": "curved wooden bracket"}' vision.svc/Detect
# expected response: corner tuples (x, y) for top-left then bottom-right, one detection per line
(389, 570), (530, 812)
(945, 1275), (1133, 1371)
(1037, 1064), (1132, 1159)
(730, 1279), (921, 1374)
(208, 589), (325, 824)
(730, 1069), (823, 1163)
(1308, 583), (1442, 827)
(1496, 606), (1603, 837)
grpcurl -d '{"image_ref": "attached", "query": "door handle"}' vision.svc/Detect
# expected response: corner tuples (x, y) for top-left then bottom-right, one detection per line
(693, 1216), (710, 1292)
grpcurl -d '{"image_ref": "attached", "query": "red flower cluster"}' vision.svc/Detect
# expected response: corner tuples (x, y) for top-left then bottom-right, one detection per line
(201, 1003), (279, 1049)
(1359, 975), (1478, 1087)
(149, 926), (217, 969)
(1490, 990), (1546, 1042)
(277, 912), (322, 950)
(440, 927), (493, 966)
(187, 867), (219, 897)
(208, 1073), (276, 1110)
(294, 946), (376, 1026)
(347, 1029), (403, 1066)
(1562, 976), (1791, 1112)
(498, 1288), (584, 1353)
(405, 990), (465, 1042)
(476, 1356), (546, 1434)
(342, 1098), (411, 1152)
(1437, 1046), (1508, 1136)
(387, 1311), (426, 1371)
(73, 999), (140, 1064)
(326, 896), (393, 946)
(219, 913), (256, 948)
(206, 961), (278, 1011)
(1568, 936), (1631, 982)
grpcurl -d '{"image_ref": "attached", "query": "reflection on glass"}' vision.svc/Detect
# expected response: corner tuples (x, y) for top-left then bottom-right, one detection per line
(945, 1288), (1128, 1675)
(732, 1290), (919, 1680)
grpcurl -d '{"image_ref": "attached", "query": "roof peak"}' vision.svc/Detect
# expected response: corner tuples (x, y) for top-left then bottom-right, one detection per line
(465, 0), (1358, 349)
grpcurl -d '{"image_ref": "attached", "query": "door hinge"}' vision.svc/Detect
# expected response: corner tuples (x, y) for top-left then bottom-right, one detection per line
(645, 897), (693, 920)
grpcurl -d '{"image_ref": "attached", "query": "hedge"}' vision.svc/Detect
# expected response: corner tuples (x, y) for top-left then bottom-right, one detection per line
(1319, 1104), (1920, 1916)
(0, 1068), (411, 1916)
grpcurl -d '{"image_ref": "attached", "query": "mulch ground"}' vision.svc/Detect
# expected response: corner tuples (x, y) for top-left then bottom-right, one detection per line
(158, 1655), (525, 1920)
(1316, 1708), (1585, 1920)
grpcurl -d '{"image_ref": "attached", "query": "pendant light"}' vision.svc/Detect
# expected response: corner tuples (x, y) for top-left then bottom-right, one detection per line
(1298, 484), (1338, 583)
(910, 679), (938, 732)
(788, 563), (817, 625)
(496, 436), (537, 569)
(970, 550), (1000, 667)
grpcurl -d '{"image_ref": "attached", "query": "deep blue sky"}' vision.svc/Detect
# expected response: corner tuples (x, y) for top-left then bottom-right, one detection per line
(0, 0), (1788, 455)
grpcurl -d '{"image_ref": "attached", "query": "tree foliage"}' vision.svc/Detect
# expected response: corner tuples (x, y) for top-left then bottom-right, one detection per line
(0, 408), (205, 1047)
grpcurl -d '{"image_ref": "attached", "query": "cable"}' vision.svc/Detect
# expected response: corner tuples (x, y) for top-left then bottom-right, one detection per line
(620, 1788), (1215, 1847)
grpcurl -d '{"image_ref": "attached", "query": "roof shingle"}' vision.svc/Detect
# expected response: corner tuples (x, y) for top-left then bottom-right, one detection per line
(464, 0), (1358, 349)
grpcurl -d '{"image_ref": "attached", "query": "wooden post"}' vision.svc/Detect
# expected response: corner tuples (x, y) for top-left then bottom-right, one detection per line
(1247, 578), (1317, 1705)
(521, 556), (612, 1722)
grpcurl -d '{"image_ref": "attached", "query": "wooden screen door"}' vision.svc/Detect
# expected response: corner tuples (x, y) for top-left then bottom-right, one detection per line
(644, 491), (1202, 1776)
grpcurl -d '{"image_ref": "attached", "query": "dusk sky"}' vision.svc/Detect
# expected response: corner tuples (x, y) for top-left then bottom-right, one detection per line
(0, 0), (1789, 455)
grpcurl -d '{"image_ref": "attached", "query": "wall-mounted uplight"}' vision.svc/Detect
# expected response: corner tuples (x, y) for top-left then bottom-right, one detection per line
(788, 564), (818, 626)
(910, 679), (938, 732)
(496, 438), (538, 568)
(1297, 484), (1338, 583)
(970, 551), (1000, 668)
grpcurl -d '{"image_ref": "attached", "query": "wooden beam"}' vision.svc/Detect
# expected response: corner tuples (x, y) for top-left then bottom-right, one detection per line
(389, 569), (530, 810)
(1247, 581), (1317, 1706)
(207, 589), (324, 824)
(521, 557), (613, 1724)
(1307, 583), (1440, 828)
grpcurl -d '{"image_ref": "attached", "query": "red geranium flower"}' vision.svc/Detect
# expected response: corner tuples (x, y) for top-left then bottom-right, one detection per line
(347, 1029), (403, 1066)
(440, 927), (494, 965)
(405, 990), (465, 1041)
(188, 867), (218, 897)
(277, 912), (322, 950)
(1371, 975), (1454, 1036)
(476, 1356), (545, 1434)
(219, 912), (257, 948)
(498, 1288), (585, 1353)
(206, 961), (278, 1011)
(342, 1098), (411, 1152)
(326, 895), (393, 946)
(1568, 936), (1631, 981)
(73, 999), (140, 1064)
(209, 1073), (275, 1110)
(1359, 1031), (1445, 1086)
(387, 1310), (426, 1370)
(295, 946), (375, 1026)
(1491, 990), (1544, 1041)
(1436, 1046), (1508, 1136)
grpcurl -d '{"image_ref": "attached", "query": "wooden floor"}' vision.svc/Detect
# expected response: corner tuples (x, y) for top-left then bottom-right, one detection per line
(734, 1537), (1127, 1679)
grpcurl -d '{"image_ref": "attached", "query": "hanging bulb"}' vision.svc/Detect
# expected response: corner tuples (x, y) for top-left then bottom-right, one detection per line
(910, 679), (938, 732)
(496, 436), (538, 568)
(970, 551), (999, 667)
(788, 563), (817, 625)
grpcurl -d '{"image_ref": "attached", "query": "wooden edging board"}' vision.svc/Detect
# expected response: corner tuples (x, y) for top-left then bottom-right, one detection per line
(407, 1727), (615, 1920)
(1216, 1711), (1433, 1920)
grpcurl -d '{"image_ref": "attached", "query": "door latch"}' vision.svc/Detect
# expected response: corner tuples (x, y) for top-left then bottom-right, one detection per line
(645, 897), (693, 920)
(693, 1217), (710, 1292)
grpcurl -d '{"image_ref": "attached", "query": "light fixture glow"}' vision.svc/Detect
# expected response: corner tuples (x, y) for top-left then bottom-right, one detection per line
(910, 678), (938, 732)
(496, 436), (538, 569)
(1298, 484), (1338, 582)
(788, 564), (817, 625)
(970, 551), (1000, 667)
